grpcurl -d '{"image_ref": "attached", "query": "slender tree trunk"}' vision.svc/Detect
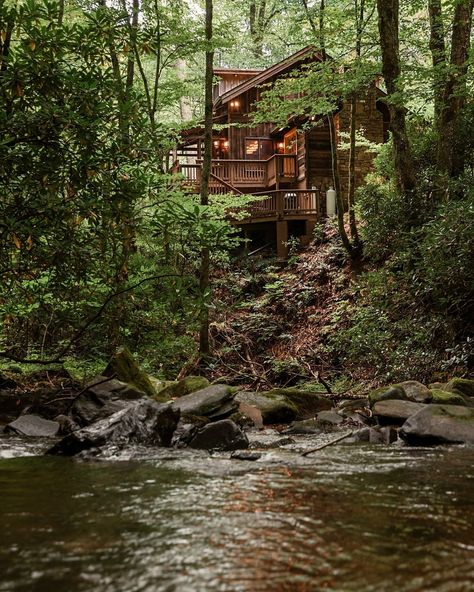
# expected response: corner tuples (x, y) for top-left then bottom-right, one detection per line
(125, 0), (139, 97)
(199, 0), (214, 358)
(176, 58), (193, 122)
(347, 0), (364, 249)
(328, 116), (353, 256)
(58, 0), (65, 25)
(249, 0), (266, 59)
(376, 0), (416, 196)
(436, 0), (473, 181)
(302, 0), (326, 58)
(319, 0), (326, 60)
(347, 91), (360, 246)
(428, 0), (446, 129)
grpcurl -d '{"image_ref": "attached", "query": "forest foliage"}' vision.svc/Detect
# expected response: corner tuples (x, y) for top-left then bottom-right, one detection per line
(0, 0), (473, 383)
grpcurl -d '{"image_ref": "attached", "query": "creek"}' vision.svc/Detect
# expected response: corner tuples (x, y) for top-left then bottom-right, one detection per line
(1, 435), (474, 592)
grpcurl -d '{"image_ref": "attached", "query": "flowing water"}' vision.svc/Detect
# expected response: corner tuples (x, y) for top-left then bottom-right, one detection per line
(1, 436), (473, 592)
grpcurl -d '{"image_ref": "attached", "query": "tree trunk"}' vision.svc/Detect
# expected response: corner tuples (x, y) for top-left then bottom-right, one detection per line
(249, 0), (266, 59)
(176, 58), (193, 122)
(436, 0), (473, 181)
(347, 91), (360, 247)
(199, 0), (214, 358)
(428, 0), (446, 129)
(347, 0), (364, 249)
(328, 116), (354, 256)
(376, 0), (416, 196)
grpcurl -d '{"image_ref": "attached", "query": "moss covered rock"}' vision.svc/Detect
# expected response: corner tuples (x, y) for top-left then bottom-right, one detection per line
(445, 378), (474, 398)
(171, 384), (237, 419)
(234, 391), (297, 424)
(395, 381), (432, 403)
(265, 388), (332, 419)
(154, 376), (210, 400)
(103, 347), (157, 399)
(235, 388), (332, 424)
(400, 404), (474, 445)
(368, 386), (407, 407)
(429, 389), (466, 406)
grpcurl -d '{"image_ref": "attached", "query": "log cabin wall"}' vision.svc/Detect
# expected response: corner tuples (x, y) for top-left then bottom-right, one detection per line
(226, 88), (274, 160)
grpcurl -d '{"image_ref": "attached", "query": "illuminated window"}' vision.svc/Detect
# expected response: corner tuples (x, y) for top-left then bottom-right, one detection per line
(245, 138), (273, 160)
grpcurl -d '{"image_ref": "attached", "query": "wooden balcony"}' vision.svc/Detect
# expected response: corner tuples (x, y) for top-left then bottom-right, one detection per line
(176, 157), (324, 224)
(179, 154), (297, 190)
(235, 189), (325, 223)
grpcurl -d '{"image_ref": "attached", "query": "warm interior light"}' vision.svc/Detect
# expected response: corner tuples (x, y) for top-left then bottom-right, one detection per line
(223, 141), (229, 148)
(213, 140), (219, 147)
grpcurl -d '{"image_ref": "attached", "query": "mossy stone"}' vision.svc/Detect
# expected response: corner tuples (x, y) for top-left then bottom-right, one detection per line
(103, 347), (157, 399)
(394, 381), (432, 403)
(234, 391), (297, 424)
(265, 388), (332, 419)
(368, 386), (407, 408)
(429, 389), (466, 406)
(156, 375), (210, 400)
(445, 378), (474, 398)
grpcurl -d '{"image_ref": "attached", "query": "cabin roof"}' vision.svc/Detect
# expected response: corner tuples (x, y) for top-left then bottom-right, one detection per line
(216, 45), (323, 106)
(214, 68), (263, 76)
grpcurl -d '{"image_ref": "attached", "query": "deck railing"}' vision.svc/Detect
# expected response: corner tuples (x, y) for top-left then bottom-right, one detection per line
(178, 154), (297, 189)
(176, 165), (324, 220)
(242, 189), (325, 220)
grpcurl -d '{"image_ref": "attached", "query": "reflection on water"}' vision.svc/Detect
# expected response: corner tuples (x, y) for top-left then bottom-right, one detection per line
(1, 445), (474, 592)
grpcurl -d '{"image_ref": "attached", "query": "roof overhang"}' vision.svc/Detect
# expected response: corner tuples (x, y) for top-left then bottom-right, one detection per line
(216, 45), (323, 107)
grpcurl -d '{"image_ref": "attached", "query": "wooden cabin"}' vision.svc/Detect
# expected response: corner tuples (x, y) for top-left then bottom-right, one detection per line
(178, 46), (389, 259)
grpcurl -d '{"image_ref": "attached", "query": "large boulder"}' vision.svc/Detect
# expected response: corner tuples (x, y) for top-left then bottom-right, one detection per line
(400, 404), (474, 445)
(5, 414), (60, 437)
(429, 389), (466, 406)
(235, 388), (333, 425)
(48, 400), (179, 456)
(234, 391), (297, 424)
(187, 419), (249, 451)
(395, 381), (432, 403)
(154, 376), (210, 400)
(372, 400), (425, 425)
(103, 346), (158, 399)
(368, 386), (407, 407)
(71, 376), (145, 426)
(171, 384), (237, 419)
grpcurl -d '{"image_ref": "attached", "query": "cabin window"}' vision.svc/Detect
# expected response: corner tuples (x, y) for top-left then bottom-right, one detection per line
(245, 138), (273, 160)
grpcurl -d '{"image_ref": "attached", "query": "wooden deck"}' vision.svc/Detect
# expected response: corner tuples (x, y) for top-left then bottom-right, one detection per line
(176, 157), (325, 226)
(180, 154), (297, 190)
(235, 189), (325, 223)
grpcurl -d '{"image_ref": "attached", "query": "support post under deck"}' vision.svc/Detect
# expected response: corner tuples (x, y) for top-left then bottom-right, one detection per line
(276, 220), (288, 260)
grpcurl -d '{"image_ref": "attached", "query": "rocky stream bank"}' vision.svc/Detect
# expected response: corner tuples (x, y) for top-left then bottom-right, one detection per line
(1, 349), (474, 460)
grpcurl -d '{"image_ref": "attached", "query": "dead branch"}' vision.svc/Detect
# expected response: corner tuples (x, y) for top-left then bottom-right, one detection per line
(302, 430), (353, 456)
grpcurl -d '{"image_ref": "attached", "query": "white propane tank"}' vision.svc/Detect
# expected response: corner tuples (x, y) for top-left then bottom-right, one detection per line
(326, 186), (337, 217)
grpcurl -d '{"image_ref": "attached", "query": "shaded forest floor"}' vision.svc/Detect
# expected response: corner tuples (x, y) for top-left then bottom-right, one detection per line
(206, 222), (376, 396)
